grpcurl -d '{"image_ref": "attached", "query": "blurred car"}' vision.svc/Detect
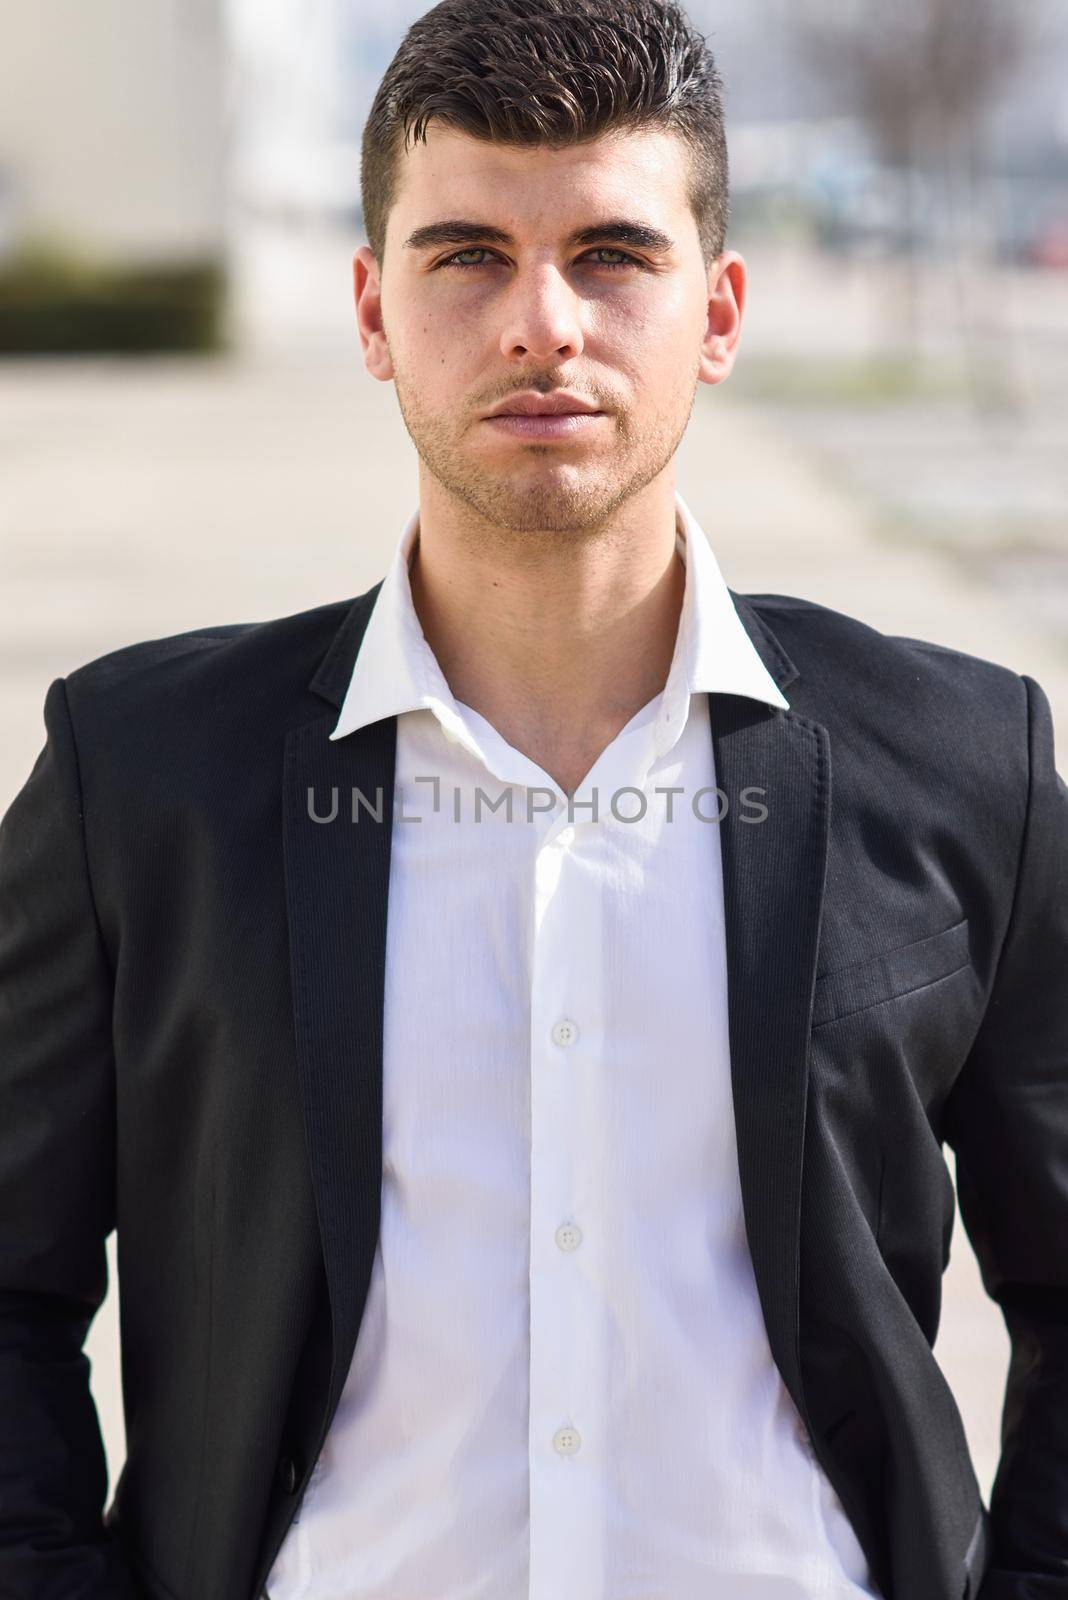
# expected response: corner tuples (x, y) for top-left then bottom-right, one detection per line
(993, 167), (1068, 268)
(1025, 217), (1068, 269)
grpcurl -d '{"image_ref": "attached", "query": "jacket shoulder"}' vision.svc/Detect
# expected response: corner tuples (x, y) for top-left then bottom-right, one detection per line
(741, 590), (1027, 715)
(60, 591), (372, 729)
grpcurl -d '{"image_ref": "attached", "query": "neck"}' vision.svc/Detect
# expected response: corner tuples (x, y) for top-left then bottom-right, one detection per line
(407, 475), (687, 770)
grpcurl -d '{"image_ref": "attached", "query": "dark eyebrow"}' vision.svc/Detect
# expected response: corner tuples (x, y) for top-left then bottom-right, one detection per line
(402, 217), (676, 254)
(569, 220), (675, 253)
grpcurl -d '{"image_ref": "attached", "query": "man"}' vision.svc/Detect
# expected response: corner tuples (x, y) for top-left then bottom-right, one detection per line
(0, 0), (1065, 1596)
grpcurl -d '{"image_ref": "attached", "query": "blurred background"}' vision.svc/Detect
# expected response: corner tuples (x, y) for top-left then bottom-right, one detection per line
(2, 0), (1067, 1522)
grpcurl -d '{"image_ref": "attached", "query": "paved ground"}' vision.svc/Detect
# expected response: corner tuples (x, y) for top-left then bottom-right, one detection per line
(2, 221), (1066, 1517)
(733, 245), (1068, 649)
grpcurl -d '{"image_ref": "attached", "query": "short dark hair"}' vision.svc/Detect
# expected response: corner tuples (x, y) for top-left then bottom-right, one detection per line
(360, 0), (730, 269)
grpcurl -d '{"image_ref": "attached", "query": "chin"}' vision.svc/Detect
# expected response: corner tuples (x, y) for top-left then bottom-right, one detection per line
(473, 477), (621, 533)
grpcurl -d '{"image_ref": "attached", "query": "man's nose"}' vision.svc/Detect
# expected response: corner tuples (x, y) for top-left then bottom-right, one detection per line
(497, 265), (585, 363)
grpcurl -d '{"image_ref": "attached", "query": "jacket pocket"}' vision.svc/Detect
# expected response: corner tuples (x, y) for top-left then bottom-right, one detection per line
(812, 917), (970, 1030)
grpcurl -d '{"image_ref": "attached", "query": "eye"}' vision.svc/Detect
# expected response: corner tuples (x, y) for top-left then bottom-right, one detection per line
(439, 247), (500, 270)
(436, 246), (642, 272)
(585, 248), (640, 270)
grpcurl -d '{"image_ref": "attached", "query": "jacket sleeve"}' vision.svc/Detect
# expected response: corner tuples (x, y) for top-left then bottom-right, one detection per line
(0, 677), (144, 1599)
(942, 672), (1068, 1600)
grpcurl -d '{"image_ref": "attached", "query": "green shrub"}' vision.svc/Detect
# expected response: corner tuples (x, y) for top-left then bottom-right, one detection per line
(0, 239), (227, 354)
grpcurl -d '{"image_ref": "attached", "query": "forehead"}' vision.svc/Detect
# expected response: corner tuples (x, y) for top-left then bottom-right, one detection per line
(390, 122), (692, 234)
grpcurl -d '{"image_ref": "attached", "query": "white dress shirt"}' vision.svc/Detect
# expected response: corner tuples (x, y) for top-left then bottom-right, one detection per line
(265, 490), (883, 1600)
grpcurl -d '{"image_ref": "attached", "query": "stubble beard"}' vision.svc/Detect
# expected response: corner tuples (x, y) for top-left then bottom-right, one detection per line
(388, 345), (701, 537)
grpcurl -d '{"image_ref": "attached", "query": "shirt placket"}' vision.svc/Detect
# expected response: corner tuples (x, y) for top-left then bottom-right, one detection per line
(525, 710), (663, 1600)
(526, 794), (605, 1599)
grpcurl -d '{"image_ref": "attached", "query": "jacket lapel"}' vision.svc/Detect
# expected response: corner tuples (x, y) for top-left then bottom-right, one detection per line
(282, 586), (396, 1434)
(282, 583), (831, 1445)
(716, 593), (832, 1418)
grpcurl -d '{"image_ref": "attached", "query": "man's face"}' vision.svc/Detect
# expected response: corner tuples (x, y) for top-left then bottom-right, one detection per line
(354, 122), (744, 533)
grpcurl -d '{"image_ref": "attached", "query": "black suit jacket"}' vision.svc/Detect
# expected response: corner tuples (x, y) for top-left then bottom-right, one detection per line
(1, 581), (1066, 1600)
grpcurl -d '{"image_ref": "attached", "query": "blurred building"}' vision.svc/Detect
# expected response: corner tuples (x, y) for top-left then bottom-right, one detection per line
(0, 0), (227, 265)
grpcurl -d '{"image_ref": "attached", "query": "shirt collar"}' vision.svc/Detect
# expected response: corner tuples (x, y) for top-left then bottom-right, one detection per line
(329, 488), (789, 747)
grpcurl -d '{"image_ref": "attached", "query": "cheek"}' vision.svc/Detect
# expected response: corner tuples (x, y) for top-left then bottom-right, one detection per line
(594, 292), (696, 396)
(413, 300), (486, 371)
(387, 286), (454, 349)
(594, 279), (695, 353)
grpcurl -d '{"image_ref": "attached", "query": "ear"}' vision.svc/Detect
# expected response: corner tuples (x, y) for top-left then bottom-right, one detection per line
(353, 245), (394, 381)
(697, 250), (746, 388)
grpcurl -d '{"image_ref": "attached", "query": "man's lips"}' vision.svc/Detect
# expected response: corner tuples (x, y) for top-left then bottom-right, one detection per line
(481, 411), (606, 438)
(484, 390), (602, 417)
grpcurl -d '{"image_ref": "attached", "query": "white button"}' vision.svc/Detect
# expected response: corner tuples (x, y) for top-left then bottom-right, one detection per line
(553, 1424), (581, 1456)
(551, 1018), (579, 1047)
(555, 1222), (582, 1252)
